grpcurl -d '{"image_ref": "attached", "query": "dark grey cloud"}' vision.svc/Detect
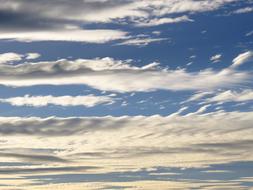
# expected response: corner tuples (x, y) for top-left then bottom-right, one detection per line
(74, 140), (253, 160)
(0, 152), (68, 163)
(0, 0), (131, 42)
(0, 0), (131, 31)
(0, 111), (252, 137)
(0, 117), (129, 136)
(0, 9), (60, 31)
(0, 165), (98, 174)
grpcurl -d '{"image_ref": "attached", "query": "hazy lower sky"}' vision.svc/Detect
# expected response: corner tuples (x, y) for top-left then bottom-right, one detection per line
(0, 0), (253, 189)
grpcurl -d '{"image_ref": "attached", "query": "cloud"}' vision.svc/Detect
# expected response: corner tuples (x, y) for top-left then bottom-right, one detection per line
(0, 1), (252, 189)
(117, 37), (168, 47)
(25, 53), (41, 60)
(184, 91), (213, 102)
(0, 165), (96, 174)
(0, 29), (128, 43)
(0, 52), (23, 64)
(232, 7), (253, 14)
(0, 52), (40, 64)
(168, 106), (188, 116)
(231, 51), (253, 68)
(0, 111), (252, 167)
(6, 180), (250, 190)
(135, 15), (194, 27)
(0, 152), (67, 163)
(0, 0), (238, 24)
(0, 0), (241, 31)
(210, 54), (222, 63)
(206, 90), (253, 103)
(0, 110), (253, 188)
(0, 55), (250, 92)
(185, 89), (253, 105)
(0, 94), (115, 107)
(184, 104), (211, 116)
(246, 31), (253, 37)
(0, 0), (243, 43)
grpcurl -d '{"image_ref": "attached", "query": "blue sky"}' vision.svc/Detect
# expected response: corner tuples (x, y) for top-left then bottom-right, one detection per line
(0, 0), (253, 189)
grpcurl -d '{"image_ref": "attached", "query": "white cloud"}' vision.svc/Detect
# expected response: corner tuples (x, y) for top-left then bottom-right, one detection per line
(152, 31), (161, 35)
(231, 51), (253, 68)
(135, 15), (194, 27)
(0, 29), (128, 43)
(0, 179), (249, 190)
(0, 50), (252, 93)
(0, 52), (42, 65)
(210, 54), (222, 63)
(117, 37), (168, 46)
(232, 7), (253, 14)
(185, 104), (211, 116)
(169, 106), (188, 116)
(185, 91), (213, 102)
(206, 90), (253, 103)
(25, 53), (41, 60)
(185, 89), (253, 104)
(149, 0), (238, 16)
(0, 56), (250, 92)
(0, 53), (23, 64)
(0, 94), (115, 107)
(186, 62), (193, 66)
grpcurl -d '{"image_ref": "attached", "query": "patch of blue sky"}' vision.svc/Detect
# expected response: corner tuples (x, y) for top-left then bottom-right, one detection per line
(23, 161), (253, 188)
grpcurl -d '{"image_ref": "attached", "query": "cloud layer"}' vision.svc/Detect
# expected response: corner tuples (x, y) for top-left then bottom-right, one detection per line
(0, 111), (252, 188)
(0, 29), (128, 43)
(0, 94), (114, 107)
(0, 54), (250, 92)
(187, 89), (253, 104)
(0, 0), (239, 26)
(0, 0), (243, 42)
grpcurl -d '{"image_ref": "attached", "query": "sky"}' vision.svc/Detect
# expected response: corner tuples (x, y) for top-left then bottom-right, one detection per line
(0, 0), (253, 189)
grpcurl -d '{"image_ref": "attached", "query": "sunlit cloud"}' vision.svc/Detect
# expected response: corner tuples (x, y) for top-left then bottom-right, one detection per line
(134, 15), (194, 27)
(191, 89), (253, 104)
(0, 29), (128, 43)
(0, 94), (115, 107)
(231, 51), (253, 68)
(232, 7), (253, 14)
(117, 37), (168, 47)
(0, 111), (252, 188)
(0, 52), (23, 64)
(0, 0), (252, 189)
(0, 54), (250, 92)
(210, 54), (222, 63)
